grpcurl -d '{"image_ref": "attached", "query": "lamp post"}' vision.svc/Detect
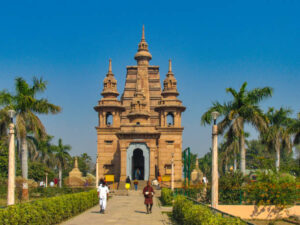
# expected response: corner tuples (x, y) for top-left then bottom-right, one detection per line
(211, 111), (219, 208)
(96, 154), (99, 188)
(45, 172), (48, 188)
(7, 109), (16, 206)
(171, 152), (174, 191)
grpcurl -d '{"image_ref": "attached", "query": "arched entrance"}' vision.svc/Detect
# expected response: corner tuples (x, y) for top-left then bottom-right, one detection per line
(132, 149), (144, 180)
(126, 143), (149, 180)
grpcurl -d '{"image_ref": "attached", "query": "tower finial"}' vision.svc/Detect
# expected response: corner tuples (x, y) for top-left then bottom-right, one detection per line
(108, 59), (112, 73)
(142, 25), (145, 41)
(168, 59), (172, 72)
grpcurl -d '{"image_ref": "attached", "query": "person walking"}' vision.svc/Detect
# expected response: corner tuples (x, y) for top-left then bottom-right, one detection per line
(133, 179), (138, 190)
(135, 168), (141, 180)
(125, 176), (131, 190)
(97, 178), (109, 214)
(143, 181), (155, 214)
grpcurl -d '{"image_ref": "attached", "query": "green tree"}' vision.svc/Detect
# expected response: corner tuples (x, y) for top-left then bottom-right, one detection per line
(53, 138), (71, 188)
(0, 109), (10, 139)
(0, 77), (61, 180)
(77, 153), (92, 176)
(290, 112), (300, 145)
(246, 139), (274, 170)
(27, 135), (56, 167)
(0, 140), (8, 177)
(263, 107), (293, 171)
(28, 161), (55, 182)
(198, 150), (212, 180)
(201, 82), (273, 174)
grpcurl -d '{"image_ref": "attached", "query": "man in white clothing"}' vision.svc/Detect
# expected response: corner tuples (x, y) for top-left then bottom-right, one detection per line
(97, 179), (109, 214)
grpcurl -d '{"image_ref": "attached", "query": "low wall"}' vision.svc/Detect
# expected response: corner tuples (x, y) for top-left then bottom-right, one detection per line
(217, 205), (300, 220)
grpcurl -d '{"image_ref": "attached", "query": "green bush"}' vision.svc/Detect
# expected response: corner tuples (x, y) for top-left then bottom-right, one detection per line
(244, 171), (298, 207)
(0, 189), (98, 225)
(172, 196), (246, 225)
(29, 186), (93, 198)
(219, 171), (245, 204)
(161, 188), (173, 205)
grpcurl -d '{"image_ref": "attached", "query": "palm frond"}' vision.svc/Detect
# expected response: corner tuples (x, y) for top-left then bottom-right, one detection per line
(31, 77), (47, 95)
(247, 86), (273, 104)
(33, 99), (61, 114)
(24, 111), (46, 138)
(0, 90), (13, 106)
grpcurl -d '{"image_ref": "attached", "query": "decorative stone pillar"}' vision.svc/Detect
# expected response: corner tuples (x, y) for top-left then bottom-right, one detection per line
(7, 123), (15, 205)
(211, 124), (218, 208)
(149, 148), (156, 180)
(120, 147), (127, 181)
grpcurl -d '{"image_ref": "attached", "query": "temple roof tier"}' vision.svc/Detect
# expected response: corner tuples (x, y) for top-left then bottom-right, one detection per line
(134, 25), (152, 65)
(161, 60), (179, 98)
(101, 59), (119, 98)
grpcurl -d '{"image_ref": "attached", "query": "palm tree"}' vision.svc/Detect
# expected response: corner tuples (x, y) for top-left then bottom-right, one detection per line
(263, 107), (293, 171)
(27, 135), (56, 167)
(290, 112), (300, 145)
(201, 82), (273, 175)
(54, 138), (71, 188)
(0, 77), (61, 180)
(0, 109), (10, 139)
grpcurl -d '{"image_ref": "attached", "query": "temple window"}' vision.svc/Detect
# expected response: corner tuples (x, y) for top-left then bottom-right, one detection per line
(167, 112), (174, 126)
(105, 140), (113, 144)
(106, 112), (113, 126)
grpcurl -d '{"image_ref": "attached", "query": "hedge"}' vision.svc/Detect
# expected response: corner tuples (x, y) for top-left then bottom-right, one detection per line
(0, 189), (98, 225)
(172, 195), (246, 225)
(160, 188), (173, 206)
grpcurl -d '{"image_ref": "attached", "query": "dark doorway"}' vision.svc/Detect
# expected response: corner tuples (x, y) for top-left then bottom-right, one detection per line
(132, 149), (144, 180)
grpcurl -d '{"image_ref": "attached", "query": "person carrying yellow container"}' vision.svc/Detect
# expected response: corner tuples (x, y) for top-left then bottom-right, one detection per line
(125, 176), (131, 190)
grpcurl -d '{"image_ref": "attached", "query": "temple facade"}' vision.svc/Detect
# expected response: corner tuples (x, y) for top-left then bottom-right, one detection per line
(94, 26), (185, 186)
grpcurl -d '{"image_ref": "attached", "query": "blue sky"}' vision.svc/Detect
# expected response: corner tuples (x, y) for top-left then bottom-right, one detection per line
(0, 0), (299, 159)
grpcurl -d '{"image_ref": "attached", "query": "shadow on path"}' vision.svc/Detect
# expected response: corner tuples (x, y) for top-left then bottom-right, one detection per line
(90, 211), (101, 214)
(134, 210), (147, 214)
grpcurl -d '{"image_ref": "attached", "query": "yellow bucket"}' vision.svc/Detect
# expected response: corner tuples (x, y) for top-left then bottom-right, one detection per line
(125, 183), (130, 190)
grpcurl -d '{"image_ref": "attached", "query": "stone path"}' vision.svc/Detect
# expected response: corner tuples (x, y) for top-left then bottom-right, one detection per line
(61, 190), (172, 225)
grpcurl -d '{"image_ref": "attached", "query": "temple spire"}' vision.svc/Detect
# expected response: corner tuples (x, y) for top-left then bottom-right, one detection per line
(142, 25), (145, 41)
(162, 60), (179, 98)
(108, 59), (112, 74)
(101, 58), (119, 98)
(168, 59), (172, 73)
(134, 25), (152, 64)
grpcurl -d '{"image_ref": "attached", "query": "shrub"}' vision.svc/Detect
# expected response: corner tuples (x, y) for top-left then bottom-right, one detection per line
(219, 171), (245, 204)
(161, 188), (173, 205)
(29, 186), (93, 198)
(244, 170), (298, 207)
(0, 189), (98, 225)
(172, 196), (246, 225)
(174, 186), (206, 200)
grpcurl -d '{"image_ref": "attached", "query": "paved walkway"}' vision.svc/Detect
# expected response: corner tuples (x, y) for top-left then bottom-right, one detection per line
(61, 190), (172, 225)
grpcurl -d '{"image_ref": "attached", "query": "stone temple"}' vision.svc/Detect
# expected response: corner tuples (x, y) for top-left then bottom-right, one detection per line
(94, 26), (185, 187)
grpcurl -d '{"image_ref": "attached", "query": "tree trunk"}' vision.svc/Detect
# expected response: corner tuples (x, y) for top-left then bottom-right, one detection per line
(234, 150), (237, 172)
(225, 159), (228, 173)
(21, 137), (28, 179)
(59, 166), (62, 188)
(240, 133), (246, 175)
(275, 138), (280, 171)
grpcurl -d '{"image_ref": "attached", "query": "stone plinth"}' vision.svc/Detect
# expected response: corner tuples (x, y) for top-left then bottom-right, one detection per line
(191, 159), (203, 184)
(67, 157), (85, 187)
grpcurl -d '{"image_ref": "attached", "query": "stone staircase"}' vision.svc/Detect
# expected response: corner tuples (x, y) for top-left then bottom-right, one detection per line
(118, 180), (147, 190)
